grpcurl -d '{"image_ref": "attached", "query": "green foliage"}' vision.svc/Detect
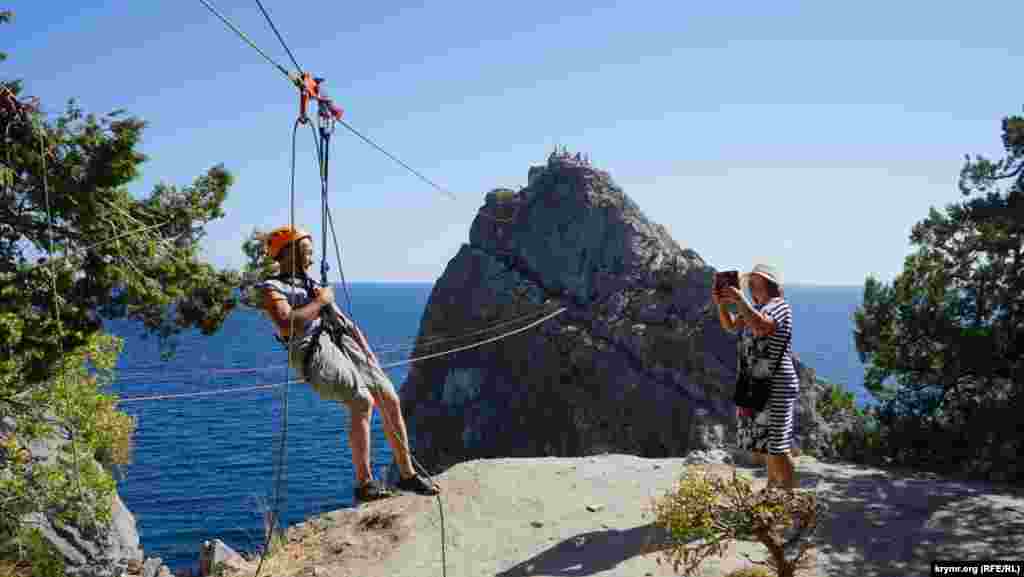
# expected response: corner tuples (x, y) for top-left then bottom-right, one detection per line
(725, 566), (775, 577)
(854, 109), (1023, 411)
(239, 229), (278, 309)
(0, 12), (8, 63)
(646, 465), (819, 577)
(852, 106), (1023, 478)
(815, 379), (859, 420)
(1, 12), (241, 560)
(0, 527), (66, 577)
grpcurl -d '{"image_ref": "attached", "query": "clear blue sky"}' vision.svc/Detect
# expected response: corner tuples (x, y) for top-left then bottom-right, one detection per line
(5, 1), (1022, 285)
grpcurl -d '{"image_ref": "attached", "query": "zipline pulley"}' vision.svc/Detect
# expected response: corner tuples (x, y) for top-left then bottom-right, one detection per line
(293, 72), (343, 125)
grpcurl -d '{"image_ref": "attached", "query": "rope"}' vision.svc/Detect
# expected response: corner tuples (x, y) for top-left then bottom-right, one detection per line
(109, 304), (564, 388)
(308, 122), (353, 316)
(189, 5), (511, 576)
(14, 175), (176, 273)
(111, 305), (562, 403)
(35, 115), (92, 528)
(254, 116), (303, 577)
(115, 382), (290, 403)
(375, 304), (561, 354)
(112, 364), (290, 383)
(100, 199), (179, 254)
(306, 76), (454, 577)
(337, 119), (456, 201)
(79, 220), (175, 253)
(378, 306), (567, 368)
(313, 122), (333, 292)
(263, 116), (305, 577)
(196, 0), (293, 81)
(105, 303), (562, 391)
(325, 204), (353, 315)
(197, 0), (455, 206)
(254, 0), (303, 75)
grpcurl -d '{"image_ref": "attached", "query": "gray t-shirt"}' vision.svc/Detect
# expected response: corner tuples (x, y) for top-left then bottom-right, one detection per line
(259, 273), (357, 351)
(258, 275), (327, 351)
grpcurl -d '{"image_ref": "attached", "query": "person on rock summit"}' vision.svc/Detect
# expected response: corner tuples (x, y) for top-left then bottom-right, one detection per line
(713, 263), (800, 491)
(257, 225), (440, 502)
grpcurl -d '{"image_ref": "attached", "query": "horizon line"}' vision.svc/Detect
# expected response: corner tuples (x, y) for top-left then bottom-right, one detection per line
(337, 279), (868, 288)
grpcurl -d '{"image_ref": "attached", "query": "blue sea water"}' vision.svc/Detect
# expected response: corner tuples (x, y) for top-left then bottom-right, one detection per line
(107, 282), (869, 571)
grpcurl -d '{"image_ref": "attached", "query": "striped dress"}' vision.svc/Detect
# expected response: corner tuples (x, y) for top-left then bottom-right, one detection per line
(761, 297), (799, 454)
(736, 297), (799, 455)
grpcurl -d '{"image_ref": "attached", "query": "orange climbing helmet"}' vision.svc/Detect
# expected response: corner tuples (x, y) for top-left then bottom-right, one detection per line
(264, 225), (312, 261)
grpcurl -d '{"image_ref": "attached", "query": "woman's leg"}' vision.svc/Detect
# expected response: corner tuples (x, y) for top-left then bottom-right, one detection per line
(753, 451), (767, 466)
(765, 453), (796, 489)
(767, 384), (799, 490)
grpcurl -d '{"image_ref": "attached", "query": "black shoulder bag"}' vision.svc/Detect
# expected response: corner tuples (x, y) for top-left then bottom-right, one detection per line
(732, 331), (787, 413)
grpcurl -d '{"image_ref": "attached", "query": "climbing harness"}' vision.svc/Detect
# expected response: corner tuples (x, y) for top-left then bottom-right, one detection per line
(261, 270), (356, 383)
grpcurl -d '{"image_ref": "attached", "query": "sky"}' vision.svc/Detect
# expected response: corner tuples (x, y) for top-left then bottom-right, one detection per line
(4, 0), (1022, 285)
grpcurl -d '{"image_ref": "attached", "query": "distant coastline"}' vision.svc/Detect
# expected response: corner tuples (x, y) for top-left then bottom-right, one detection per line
(787, 282), (865, 289)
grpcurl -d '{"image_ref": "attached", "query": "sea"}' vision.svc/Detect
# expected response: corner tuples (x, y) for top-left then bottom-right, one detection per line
(106, 282), (870, 572)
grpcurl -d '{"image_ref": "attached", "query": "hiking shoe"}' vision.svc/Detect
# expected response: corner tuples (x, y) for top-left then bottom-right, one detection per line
(354, 479), (394, 503)
(396, 473), (440, 496)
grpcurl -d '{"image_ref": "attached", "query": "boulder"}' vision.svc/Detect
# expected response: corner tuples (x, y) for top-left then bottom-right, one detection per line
(199, 539), (250, 576)
(142, 557), (166, 577)
(396, 152), (823, 475)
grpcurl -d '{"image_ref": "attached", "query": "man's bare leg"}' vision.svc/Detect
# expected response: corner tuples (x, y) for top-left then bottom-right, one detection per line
(372, 389), (417, 479)
(347, 399), (374, 486)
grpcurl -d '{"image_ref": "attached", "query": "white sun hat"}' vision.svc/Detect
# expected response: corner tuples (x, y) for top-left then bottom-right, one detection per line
(741, 263), (783, 289)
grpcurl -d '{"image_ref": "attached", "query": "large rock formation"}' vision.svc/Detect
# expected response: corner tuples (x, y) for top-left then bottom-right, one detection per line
(396, 150), (820, 474)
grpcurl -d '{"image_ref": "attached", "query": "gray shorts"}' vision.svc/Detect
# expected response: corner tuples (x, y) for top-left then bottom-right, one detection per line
(292, 331), (396, 407)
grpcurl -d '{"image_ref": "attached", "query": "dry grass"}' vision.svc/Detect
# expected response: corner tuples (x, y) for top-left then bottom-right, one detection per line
(725, 566), (776, 577)
(228, 527), (324, 577)
(0, 560), (31, 577)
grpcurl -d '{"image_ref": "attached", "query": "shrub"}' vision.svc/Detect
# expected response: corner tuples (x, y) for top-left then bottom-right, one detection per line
(726, 566), (776, 577)
(0, 527), (66, 577)
(646, 465), (820, 577)
(816, 380), (857, 421)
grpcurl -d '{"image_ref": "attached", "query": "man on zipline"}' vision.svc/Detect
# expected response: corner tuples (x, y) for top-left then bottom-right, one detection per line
(258, 225), (440, 502)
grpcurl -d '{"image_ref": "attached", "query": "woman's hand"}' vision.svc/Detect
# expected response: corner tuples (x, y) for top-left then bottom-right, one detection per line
(718, 286), (743, 305)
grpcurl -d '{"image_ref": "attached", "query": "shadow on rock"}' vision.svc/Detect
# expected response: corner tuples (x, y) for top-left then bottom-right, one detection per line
(494, 523), (671, 577)
(808, 460), (1024, 577)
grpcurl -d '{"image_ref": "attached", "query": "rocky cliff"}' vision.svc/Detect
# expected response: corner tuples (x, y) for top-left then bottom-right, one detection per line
(1, 416), (172, 577)
(396, 151), (820, 475)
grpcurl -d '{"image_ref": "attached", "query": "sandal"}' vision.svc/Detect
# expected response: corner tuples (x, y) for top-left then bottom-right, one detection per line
(354, 479), (394, 503)
(396, 473), (440, 496)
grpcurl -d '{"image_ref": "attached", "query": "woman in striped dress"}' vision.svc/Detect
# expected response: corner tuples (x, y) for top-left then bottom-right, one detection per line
(714, 263), (799, 490)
